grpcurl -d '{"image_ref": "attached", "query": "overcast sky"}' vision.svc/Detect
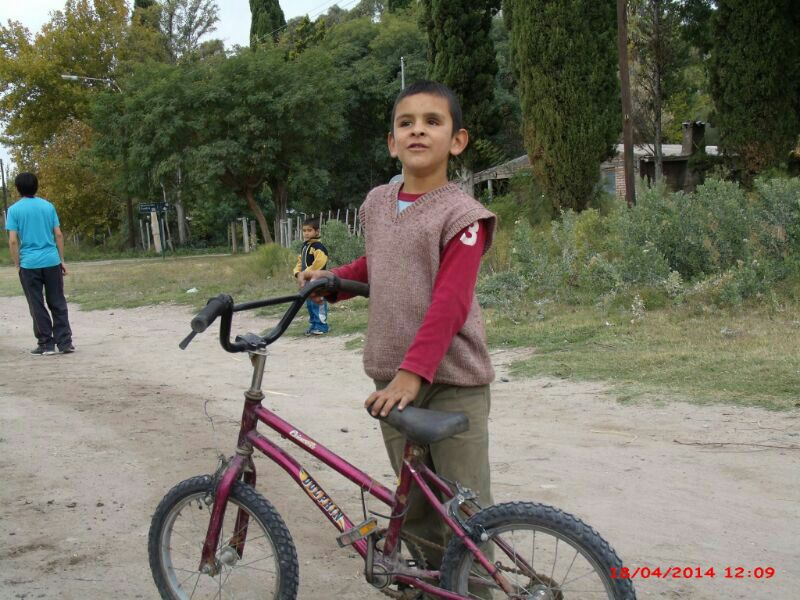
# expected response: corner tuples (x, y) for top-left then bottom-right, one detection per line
(1, 0), (355, 170)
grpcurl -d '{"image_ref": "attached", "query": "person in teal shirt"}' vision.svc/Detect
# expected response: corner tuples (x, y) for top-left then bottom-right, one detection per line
(6, 172), (74, 355)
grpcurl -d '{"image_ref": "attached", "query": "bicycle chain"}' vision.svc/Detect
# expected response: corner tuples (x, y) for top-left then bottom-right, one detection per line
(376, 530), (437, 600)
(379, 530), (562, 598)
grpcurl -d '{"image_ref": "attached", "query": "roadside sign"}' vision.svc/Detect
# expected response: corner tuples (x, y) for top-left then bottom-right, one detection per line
(138, 202), (170, 214)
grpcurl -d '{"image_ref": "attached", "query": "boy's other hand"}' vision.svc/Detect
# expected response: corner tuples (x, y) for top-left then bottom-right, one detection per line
(297, 269), (334, 303)
(366, 370), (422, 417)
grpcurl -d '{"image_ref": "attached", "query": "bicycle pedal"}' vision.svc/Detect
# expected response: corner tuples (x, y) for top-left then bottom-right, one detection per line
(336, 517), (378, 547)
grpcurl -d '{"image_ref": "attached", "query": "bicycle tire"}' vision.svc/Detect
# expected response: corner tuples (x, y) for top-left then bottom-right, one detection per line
(148, 474), (299, 600)
(440, 501), (636, 600)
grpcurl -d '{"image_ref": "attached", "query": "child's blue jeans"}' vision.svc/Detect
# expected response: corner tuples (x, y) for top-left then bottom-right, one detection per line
(305, 298), (329, 333)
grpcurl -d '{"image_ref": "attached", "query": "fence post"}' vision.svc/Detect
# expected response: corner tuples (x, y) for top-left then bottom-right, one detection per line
(249, 219), (257, 251)
(241, 217), (249, 252)
(231, 222), (238, 253)
(150, 211), (162, 254)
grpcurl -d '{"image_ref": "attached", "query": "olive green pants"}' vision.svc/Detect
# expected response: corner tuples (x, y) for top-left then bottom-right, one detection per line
(376, 380), (493, 571)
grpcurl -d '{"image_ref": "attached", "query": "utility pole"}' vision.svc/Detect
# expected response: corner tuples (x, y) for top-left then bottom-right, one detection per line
(400, 56), (406, 90)
(617, 0), (636, 207)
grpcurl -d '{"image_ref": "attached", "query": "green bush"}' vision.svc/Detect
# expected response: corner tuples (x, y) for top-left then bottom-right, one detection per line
(753, 176), (800, 274)
(476, 270), (527, 310)
(257, 243), (296, 278)
(486, 176), (800, 308)
(320, 219), (365, 267)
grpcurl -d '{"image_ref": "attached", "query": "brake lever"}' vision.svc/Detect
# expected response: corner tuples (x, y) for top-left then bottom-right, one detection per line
(179, 330), (198, 350)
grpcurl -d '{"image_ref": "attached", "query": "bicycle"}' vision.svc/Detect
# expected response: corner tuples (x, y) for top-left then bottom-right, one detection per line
(148, 276), (637, 599)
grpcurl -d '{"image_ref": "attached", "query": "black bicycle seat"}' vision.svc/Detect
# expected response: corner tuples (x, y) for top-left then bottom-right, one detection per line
(368, 405), (469, 445)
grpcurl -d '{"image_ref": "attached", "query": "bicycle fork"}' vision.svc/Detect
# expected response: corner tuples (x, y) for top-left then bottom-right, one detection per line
(199, 352), (266, 576)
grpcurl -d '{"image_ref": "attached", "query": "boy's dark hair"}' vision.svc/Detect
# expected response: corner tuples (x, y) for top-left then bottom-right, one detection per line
(391, 80), (463, 134)
(15, 172), (38, 197)
(303, 217), (320, 231)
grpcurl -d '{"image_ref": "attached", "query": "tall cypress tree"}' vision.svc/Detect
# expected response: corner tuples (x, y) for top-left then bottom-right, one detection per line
(250, 0), (286, 46)
(421, 0), (501, 169)
(504, 0), (619, 214)
(708, 0), (800, 177)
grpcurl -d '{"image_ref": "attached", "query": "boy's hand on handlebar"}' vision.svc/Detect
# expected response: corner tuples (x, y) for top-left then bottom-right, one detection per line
(297, 269), (334, 303)
(366, 370), (422, 417)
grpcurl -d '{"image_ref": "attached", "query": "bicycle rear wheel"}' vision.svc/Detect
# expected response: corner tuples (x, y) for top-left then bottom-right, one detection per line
(148, 474), (298, 600)
(440, 502), (635, 600)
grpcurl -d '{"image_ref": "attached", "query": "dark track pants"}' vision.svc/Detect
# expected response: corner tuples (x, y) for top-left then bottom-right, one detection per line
(19, 265), (72, 350)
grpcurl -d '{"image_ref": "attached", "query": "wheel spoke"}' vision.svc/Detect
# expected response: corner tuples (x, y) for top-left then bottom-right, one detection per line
(150, 479), (296, 600)
(446, 503), (626, 600)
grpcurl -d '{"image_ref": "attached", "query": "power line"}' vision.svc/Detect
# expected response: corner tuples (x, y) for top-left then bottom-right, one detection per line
(265, 0), (364, 40)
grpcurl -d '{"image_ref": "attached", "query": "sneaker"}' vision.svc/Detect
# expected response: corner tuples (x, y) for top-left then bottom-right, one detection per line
(31, 346), (56, 356)
(309, 329), (327, 336)
(59, 344), (76, 354)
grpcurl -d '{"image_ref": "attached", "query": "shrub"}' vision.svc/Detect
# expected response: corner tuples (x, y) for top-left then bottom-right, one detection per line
(257, 243), (296, 278)
(753, 176), (800, 271)
(321, 219), (365, 267)
(476, 271), (527, 310)
(480, 175), (798, 309)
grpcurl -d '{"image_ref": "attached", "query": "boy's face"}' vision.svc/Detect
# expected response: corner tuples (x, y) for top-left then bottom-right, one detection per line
(388, 93), (468, 179)
(302, 225), (319, 241)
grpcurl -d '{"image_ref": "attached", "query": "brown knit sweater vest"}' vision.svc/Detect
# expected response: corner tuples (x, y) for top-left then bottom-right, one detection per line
(360, 182), (497, 386)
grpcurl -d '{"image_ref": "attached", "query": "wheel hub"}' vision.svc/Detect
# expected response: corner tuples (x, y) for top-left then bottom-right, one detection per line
(525, 585), (557, 600)
(217, 546), (239, 567)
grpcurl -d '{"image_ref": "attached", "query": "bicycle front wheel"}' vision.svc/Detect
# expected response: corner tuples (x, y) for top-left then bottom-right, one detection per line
(440, 502), (635, 600)
(148, 474), (299, 600)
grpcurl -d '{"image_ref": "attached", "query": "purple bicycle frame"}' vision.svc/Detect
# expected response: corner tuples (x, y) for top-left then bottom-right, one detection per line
(198, 397), (518, 599)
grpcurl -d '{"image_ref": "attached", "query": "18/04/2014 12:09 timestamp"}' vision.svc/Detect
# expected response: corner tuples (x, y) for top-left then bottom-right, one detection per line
(610, 566), (776, 579)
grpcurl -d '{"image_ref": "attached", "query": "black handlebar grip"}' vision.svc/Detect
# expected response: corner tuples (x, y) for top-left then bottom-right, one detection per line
(191, 295), (229, 333)
(336, 276), (370, 298)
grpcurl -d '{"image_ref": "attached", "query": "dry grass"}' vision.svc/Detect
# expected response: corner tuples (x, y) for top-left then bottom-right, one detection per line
(3, 255), (797, 410)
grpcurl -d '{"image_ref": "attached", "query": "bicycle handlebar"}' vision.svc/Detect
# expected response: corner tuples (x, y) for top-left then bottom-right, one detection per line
(180, 276), (369, 352)
(191, 295), (232, 333)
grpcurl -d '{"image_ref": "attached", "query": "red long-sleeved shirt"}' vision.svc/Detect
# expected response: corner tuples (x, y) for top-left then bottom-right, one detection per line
(332, 191), (488, 382)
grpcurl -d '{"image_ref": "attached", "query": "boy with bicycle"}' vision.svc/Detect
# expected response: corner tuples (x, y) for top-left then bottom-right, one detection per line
(299, 80), (496, 571)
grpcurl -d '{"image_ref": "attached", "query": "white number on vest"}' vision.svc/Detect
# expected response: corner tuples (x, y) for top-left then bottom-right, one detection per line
(460, 222), (479, 247)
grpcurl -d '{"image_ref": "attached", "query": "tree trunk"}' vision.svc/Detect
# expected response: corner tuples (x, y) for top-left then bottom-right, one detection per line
(244, 187), (272, 244)
(176, 166), (187, 244)
(126, 197), (136, 249)
(273, 180), (289, 245)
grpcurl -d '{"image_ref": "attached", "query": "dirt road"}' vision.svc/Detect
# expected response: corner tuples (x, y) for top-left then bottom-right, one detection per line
(1, 295), (798, 599)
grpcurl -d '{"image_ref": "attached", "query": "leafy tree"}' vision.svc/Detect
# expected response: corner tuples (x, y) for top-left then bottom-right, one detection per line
(629, 0), (689, 181)
(0, 0), (129, 151)
(160, 0), (220, 62)
(34, 118), (120, 238)
(186, 47), (346, 243)
(421, 0), (501, 170)
(708, 0), (800, 177)
(349, 1), (387, 20)
(678, 0), (716, 55)
(487, 12), (524, 162)
(128, 0), (171, 63)
(503, 0), (620, 214)
(318, 13), (428, 207)
(249, 0), (285, 46)
(388, 0), (412, 11)
(280, 15), (326, 58)
(0, 0), (137, 246)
